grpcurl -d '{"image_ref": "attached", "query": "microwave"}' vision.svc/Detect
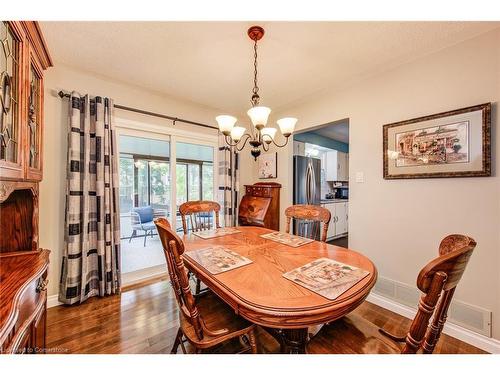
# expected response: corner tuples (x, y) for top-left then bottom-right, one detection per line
(335, 187), (348, 199)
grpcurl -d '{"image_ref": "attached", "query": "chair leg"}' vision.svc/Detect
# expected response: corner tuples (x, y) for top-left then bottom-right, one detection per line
(247, 329), (258, 354)
(196, 278), (202, 295)
(379, 328), (407, 342)
(171, 327), (183, 354)
(143, 230), (148, 247)
(129, 230), (136, 243)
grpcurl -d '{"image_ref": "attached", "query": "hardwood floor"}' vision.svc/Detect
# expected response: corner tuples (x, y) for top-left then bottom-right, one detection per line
(46, 281), (486, 354)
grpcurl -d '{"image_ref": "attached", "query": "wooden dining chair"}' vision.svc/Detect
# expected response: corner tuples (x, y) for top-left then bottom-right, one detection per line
(179, 200), (221, 233)
(179, 200), (221, 294)
(154, 217), (258, 354)
(285, 204), (331, 242)
(307, 234), (477, 354)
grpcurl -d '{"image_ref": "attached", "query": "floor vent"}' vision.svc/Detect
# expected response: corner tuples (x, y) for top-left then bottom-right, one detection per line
(373, 276), (492, 337)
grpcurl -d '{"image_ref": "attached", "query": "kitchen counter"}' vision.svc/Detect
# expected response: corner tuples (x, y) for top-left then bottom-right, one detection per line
(321, 199), (348, 203)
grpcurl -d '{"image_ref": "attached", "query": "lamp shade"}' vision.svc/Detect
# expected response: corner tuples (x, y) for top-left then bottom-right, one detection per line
(247, 106), (271, 129)
(277, 117), (297, 136)
(216, 115), (237, 135)
(230, 126), (246, 141)
(260, 127), (277, 144)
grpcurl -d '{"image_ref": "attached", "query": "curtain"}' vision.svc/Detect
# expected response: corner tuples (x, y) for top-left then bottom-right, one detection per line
(218, 134), (240, 227)
(59, 92), (121, 305)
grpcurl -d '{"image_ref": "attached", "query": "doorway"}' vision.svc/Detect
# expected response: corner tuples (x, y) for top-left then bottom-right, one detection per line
(116, 126), (217, 287)
(292, 118), (350, 247)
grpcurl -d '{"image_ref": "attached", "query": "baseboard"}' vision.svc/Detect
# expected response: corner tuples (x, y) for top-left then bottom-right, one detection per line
(47, 294), (62, 309)
(366, 292), (500, 354)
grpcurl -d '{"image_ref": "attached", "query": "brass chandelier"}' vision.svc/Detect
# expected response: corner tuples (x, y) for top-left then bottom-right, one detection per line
(216, 26), (297, 160)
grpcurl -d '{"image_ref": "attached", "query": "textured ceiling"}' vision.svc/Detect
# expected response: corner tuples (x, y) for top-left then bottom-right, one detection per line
(41, 21), (499, 115)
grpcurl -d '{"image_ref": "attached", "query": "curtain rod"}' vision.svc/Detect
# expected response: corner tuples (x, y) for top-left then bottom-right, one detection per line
(57, 90), (218, 131)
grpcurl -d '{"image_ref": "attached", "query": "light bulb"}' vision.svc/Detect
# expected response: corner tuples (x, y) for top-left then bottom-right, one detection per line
(260, 127), (277, 144)
(277, 117), (297, 137)
(247, 106), (271, 130)
(216, 115), (237, 135)
(230, 126), (246, 142)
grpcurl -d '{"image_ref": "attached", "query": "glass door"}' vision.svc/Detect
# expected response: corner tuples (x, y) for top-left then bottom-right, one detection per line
(174, 141), (215, 232)
(118, 134), (171, 275)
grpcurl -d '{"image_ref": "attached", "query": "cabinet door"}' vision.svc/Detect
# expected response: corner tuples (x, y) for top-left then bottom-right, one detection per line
(325, 151), (338, 181)
(324, 203), (336, 239)
(25, 46), (44, 181)
(31, 301), (46, 353)
(0, 22), (25, 180)
(334, 202), (347, 235)
(336, 152), (347, 181)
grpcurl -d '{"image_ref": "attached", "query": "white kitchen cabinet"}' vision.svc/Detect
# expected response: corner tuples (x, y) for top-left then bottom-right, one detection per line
(325, 150), (349, 181)
(293, 141), (305, 156)
(322, 201), (348, 239)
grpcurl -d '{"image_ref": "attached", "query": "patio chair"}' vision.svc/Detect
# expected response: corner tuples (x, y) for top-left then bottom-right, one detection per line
(129, 206), (168, 246)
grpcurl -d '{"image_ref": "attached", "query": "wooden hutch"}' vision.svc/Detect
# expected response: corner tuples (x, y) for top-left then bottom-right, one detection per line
(0, 21), (52, 354)
(238, 182), (281, 230)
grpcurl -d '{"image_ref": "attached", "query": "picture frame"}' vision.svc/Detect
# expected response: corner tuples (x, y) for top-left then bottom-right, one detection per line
(258, 152), (277, 179)
(383, 103), (491, 179)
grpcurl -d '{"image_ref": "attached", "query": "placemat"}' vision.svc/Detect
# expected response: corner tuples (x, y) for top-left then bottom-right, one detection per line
(185, 246), (252, 274)
(283, 258), (370, 300)
(260, 232), (314, 247)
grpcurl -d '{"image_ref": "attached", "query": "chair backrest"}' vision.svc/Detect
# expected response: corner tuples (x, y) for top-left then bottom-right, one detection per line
(284, 204), (331, 242)
(179, 200), (221, 234)
(132, 206), (154, 223)
(154, 217), (205, 340)
(402, 234), (476, 354)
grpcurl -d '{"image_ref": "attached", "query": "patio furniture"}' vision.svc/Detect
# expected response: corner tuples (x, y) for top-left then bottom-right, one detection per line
(129, 206), (168, 246)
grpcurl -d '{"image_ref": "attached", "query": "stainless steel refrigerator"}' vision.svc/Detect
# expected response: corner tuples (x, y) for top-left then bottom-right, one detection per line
(293, 155), (321, 205)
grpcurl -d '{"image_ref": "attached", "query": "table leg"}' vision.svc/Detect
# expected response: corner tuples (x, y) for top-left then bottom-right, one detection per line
(281, 328), (309, 354)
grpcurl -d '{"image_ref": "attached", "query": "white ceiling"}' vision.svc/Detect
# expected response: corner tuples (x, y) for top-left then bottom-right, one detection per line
(40, 22), (499, 115)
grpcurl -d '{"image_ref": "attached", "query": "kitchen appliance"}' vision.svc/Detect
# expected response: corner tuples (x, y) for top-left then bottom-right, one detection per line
(335, 186), (349, 199)
(294, 155), (321, 206)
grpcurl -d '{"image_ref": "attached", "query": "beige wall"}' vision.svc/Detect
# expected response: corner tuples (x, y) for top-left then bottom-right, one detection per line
(242, 28), (500, 338)
(40, 64), (220, 297)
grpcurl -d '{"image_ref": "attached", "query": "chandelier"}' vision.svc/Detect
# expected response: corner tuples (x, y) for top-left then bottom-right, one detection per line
(216, 26), (297, 160)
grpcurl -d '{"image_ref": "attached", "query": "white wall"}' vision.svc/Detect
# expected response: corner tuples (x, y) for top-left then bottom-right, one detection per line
(40, 63), (220, 297)
(242, 28), (500, 338)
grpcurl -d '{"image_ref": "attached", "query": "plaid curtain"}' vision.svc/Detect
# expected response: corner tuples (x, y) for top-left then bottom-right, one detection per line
(218, 134), (240, 227)
(59, 92), (121, 305)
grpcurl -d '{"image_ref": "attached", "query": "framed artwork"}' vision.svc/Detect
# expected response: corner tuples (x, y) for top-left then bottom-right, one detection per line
(383, 103), (491, 179)
(258, 152), (277, 179)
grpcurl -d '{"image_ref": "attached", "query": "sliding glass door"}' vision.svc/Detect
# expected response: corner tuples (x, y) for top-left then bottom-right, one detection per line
(174, 141), (214, 232)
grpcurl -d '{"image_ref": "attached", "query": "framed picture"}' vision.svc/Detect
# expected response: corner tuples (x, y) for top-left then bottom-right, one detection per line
(258, 152), (277, 179)
(383, 103), (491, 179)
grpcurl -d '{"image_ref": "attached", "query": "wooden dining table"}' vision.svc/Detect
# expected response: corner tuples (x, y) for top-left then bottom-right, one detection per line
(182, 226), (377, 353)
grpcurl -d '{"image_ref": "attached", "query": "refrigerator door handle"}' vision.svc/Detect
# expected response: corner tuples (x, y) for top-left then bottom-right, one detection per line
(305, 162), (312, 204)
(310, 161), (316, 203)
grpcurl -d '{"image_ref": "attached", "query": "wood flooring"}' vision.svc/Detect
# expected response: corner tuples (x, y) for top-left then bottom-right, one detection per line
(46, 281), (486, 354)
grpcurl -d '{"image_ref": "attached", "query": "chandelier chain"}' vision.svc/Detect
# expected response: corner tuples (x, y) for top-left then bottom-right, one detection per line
(252, 39), (259, 106)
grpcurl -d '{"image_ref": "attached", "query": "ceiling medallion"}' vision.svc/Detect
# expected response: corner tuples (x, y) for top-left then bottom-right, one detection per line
(216, 26), (297, 161)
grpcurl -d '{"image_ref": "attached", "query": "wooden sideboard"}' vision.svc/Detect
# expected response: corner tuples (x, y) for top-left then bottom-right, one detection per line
(0, 21), (52, 354)
(238, 182), (281, 230)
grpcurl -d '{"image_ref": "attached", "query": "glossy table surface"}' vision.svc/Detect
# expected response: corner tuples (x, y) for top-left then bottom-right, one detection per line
(182, 226), (377, 330)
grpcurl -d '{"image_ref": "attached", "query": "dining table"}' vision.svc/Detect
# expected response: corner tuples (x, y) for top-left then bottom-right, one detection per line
(181, 226), (377, 354)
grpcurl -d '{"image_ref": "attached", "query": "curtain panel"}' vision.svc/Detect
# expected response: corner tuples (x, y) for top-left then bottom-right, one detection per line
(59, 92), (121, 305)
(218, 135), (240, 227)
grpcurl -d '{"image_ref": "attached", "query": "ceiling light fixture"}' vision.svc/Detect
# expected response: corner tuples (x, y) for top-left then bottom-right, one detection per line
(216, 26), (297, 160)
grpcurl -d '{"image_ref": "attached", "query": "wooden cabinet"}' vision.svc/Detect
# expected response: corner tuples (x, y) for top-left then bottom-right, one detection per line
(238, 182), (281, 230)
(0, 21), (51, 355)
(322, 201), (348, 240)
(324, 150), (349, 181)
(0, 21), (51, 182)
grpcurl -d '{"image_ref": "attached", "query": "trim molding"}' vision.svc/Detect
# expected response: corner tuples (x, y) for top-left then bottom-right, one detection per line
(367, 292), (500, 354)
(47, 294), (62, 309)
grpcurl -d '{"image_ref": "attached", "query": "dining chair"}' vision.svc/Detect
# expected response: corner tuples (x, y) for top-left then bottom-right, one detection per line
(179, 200), (221, 294)
(307, 234), (477, 354)
(179, 200), (221, 233)
(285, 204), (331, 242)
(154, 217), (258, 354)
